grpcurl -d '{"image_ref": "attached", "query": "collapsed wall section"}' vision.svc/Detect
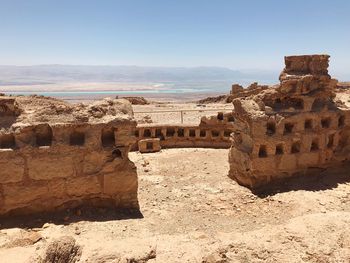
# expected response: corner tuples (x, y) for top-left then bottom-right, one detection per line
(0, 96), (138, 216)
(228, 55), (350, 189)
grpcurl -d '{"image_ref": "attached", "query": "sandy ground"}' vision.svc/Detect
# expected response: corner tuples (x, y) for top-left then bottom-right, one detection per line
(0, 148), (350, 262)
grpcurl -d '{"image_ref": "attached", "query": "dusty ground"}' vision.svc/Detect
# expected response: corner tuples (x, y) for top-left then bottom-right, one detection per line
(0, 148), (350, 262)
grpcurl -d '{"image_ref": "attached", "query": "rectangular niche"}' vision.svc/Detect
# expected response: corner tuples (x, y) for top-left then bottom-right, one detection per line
(35, 124), (53, 147)
(224, 130), (232, 137)
(211, 130), (220, 137)
(258, 145), (268, 158)
(146, 141), (153, 150)
(189, 129), (196, 137)
(327, 134), (335, 148)
(266, 121), (276, 136)
(228, 116), (235, 122)
(0, 133), (16, 149)
(143, 129), (151, 138)
(70, 129), (85, 146)
(321, 118), (331, 128)
(291, 141), (301, 154)
(304, 119), (313, 130)
(166, 128), (175, 137)
(310, 138), (319, 152)
(338, 115), (345, 128)
(284, 123), (294, 135)
(217, 112), (224, 121)
(177, 128), (184, 137)
(101, 127), (116, 147)
(200, 130), (206, 137)
(275, 144), (284, 155)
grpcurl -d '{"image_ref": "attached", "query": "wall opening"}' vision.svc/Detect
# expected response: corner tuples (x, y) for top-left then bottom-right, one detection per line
(217, 112), (224, 121)
(224, 130), (231, 137)
(258, 145), (267, 158)
(304, 119), (313, 130)
(189, 129), (196, 137)
(143, 129), (151, 138)
(327, 134), (335, 148)
(310, 138), (319, 151)
(284, 123), (294, 134)
(70, 130), (85, 146)
(321, 118), (331, 128)
(266, 122), (276, 136)
(35, 124), (53, 147)
(212, 130), (219, 137)
(200, 130), (206, 137)
(271, 97), (304, 110)
(177, 128), (184, 137)
(0, 134), (16, 149)
(112, 149), (122, 159)
(291, 141), (301, 153)
(101, 127), (115, 147)
(146, 142), (153, 150)
(228, 116), (235, 122)
(275, 144), (284, 155)
(166, 128), (175, 137)
(155, 129), (162, 137)
(135, 130), (139, 137)
(338, 115), (345, 128)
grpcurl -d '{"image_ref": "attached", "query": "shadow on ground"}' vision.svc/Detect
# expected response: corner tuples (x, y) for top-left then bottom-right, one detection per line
(0, 206), (143, 229)
(252, 163), (350, 197)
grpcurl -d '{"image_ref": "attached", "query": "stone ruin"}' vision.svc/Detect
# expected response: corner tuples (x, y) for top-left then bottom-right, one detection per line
(0, 96), (138, 216)
(229, 54), (350, 189)
(0, 54), (349, 217)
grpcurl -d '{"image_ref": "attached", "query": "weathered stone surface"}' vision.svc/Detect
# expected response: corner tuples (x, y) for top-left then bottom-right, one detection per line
(0, 152), (24, 183)
(228, 54), (350, 189)
(41, 236), (82, 263)
(0, 96), (139, 216)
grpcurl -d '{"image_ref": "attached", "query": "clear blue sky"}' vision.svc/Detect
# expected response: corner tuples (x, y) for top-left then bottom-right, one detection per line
(0, 0), (349, 77)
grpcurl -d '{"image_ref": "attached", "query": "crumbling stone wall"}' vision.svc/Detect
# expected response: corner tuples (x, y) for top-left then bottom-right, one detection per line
(134, 112), (237, 150)
(0, 96), (138, 216)
(228, 55), (350, 189)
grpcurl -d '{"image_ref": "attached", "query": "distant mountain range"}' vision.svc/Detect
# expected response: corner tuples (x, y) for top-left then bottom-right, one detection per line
(0, 65), (279, 87)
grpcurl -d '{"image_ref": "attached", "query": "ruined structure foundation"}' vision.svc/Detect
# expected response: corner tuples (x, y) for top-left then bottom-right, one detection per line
(0, 96), (138, 216)
(228, 54), (350, 189)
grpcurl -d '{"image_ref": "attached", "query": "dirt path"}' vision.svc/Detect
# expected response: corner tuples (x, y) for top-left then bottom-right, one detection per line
(0, 148), (350, 262)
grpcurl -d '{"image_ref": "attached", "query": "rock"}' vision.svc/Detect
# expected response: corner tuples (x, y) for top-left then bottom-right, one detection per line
(41, 236), (82, 263)
(2, 230), (42, 248)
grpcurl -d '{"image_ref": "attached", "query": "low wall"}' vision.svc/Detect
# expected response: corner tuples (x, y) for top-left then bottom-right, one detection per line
(0, 120), (138, 216)
(132, 111), (237, 151)
(133, 124), (234, 150)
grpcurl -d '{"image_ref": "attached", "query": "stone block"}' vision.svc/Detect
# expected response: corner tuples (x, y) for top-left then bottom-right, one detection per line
(28, 153), (75, 180)
(0, 152), (24, 183)
(138, 138), (161, 153)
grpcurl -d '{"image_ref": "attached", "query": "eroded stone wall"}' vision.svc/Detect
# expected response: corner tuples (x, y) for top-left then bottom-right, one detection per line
(0, 96), (138, 216)
(228, 55), (350, 189)
(134, 112), (237, 150)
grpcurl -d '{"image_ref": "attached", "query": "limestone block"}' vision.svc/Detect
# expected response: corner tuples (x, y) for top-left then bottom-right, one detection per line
(28, 152), (75, 180)
(2, 182), (48, 209)
(278, 154), (298, 171)
(298, 152), (320, 168)
(138, 138), (161, 153)
(104, 169), (138, 196)
(66, 175), (101, 197)
(83, 151), (106, 175)
(0, 152), (24, 183)
(252, 156), (277, 172)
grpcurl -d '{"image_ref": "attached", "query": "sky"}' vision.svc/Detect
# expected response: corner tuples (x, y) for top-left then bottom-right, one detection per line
(0, 0), (349, 78)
